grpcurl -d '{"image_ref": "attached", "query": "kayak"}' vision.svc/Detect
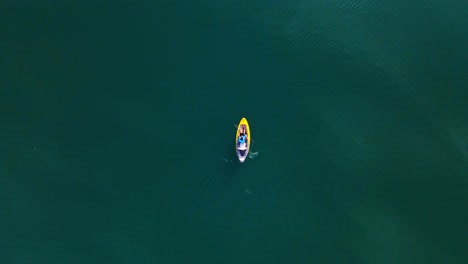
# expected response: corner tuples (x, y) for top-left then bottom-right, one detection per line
(235, 117), (251, 163)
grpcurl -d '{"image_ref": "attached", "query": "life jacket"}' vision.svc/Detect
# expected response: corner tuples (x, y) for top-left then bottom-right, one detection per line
(239, 135), (246, 143)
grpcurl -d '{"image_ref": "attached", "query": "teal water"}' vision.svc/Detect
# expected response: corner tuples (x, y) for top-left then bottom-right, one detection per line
(1, 1), (467, 263)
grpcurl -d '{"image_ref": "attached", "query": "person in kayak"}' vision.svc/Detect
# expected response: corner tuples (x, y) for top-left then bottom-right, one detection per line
(238, 125), (248, 148)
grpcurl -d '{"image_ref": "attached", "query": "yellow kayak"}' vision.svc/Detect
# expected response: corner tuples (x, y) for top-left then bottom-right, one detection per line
(235, 117), (251, 163)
